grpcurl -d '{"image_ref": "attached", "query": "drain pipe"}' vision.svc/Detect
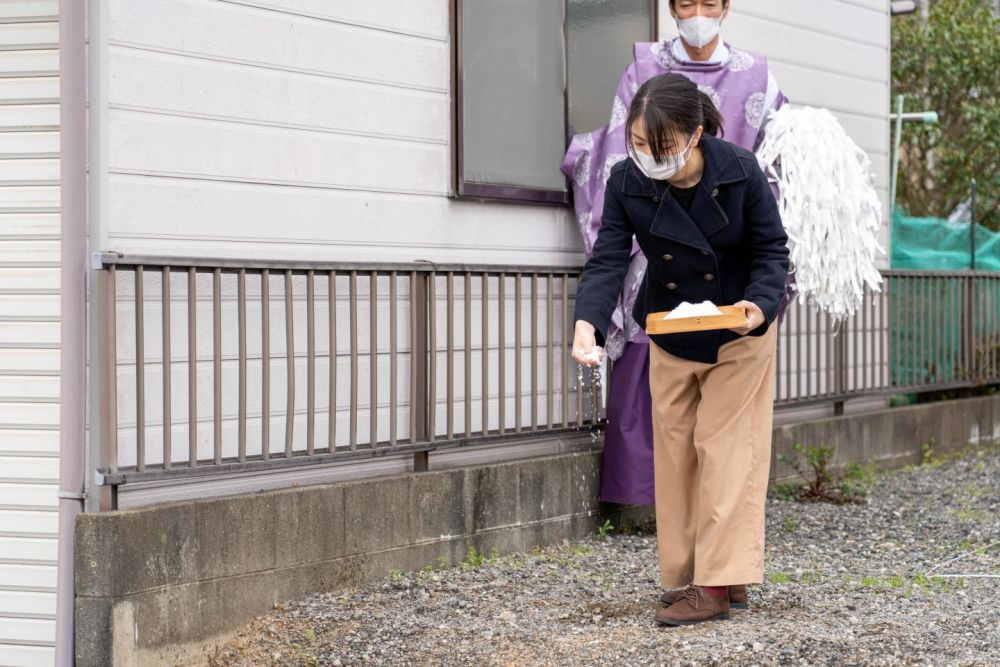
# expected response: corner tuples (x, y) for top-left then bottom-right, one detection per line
(54, 0), (87, 664)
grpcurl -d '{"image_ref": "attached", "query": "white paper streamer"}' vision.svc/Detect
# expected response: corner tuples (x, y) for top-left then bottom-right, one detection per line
(755, 106), (884, 321)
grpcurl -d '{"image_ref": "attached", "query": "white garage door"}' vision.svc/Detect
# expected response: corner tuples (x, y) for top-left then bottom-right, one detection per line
(0, 1), (60, 665)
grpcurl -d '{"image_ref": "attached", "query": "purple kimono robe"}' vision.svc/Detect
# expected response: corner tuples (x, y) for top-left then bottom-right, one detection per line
(562, 39), (786, 505)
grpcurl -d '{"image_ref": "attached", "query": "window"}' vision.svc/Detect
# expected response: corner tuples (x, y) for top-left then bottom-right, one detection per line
(453, 0), (657, 205)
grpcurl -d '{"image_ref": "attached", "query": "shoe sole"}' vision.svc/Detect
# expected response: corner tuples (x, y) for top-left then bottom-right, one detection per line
(656, 612), (731, 626)
(659, 598), (749, 611)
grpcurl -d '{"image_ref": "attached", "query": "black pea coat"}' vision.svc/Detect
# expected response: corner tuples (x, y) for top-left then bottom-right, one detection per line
(574, 134), (790, 364)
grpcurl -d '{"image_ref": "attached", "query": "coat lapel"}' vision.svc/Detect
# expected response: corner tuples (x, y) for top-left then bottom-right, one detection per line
(621, 136), (749, 250)
(649, 194), (711, 251)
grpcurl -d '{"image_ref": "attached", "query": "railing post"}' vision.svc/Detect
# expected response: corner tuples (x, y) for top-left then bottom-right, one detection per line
(411, 271), (430, 472)
(965, 272), (975, 382)
(97, 264), (119, 510)
(833, 325), (847, 417)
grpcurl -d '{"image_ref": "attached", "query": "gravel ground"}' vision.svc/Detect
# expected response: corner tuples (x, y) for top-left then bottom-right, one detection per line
(210, 445), (1000, 667)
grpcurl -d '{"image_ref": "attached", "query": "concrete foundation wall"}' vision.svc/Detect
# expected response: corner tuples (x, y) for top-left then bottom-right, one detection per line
(771, 394), (1000, 482)
(75, 394), (1000, 666)
(75, 450), (605, 666)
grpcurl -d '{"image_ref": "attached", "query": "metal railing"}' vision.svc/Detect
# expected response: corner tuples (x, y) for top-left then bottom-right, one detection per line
(773, 271), (999, 409)
(92, 255), (605, 509)
(92, 256), (1000, 508)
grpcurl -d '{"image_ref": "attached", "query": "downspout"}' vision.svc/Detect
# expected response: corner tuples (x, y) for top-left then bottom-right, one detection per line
(55, 0), (87, 664)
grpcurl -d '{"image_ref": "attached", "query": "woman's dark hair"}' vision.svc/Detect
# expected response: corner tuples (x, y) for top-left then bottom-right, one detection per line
(625, 73), (724, 164)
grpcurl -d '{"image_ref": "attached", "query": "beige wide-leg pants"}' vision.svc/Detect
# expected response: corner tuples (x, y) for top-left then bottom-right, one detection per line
(649, 324), (778, 588)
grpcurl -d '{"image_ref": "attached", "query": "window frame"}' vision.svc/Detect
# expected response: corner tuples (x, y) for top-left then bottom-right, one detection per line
(450, 0), (660, 207)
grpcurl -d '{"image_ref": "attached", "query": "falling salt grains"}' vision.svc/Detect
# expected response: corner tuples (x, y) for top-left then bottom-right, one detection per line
(576, 349), (606, 438)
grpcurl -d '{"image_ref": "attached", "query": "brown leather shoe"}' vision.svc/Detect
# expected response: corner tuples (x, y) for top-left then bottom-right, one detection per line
(727, 584), (749, 610)
(658, 585), (689, 607)
(655, 586), (730, 626)
(659, 585), (749, 610)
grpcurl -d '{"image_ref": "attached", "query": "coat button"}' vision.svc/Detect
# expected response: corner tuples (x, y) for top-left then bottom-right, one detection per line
(704, 274), (715, 281)
(666, 282), (678, 290)
(711, 188), (719, 197)
(662, 254), (674, 261)
(652, 196), (659, 202)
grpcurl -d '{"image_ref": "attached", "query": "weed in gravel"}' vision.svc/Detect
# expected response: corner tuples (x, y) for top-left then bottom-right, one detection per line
(783, 516), (797, 533)
(415, 564), (435, 585)
(768, 571), (791, 584)
(962, 482), (987, 497)
(840, 461), (878, 499)
(770, 483), (801, 501)
(462, 546), (501, 569)
(861, 576), (879, 588)
(777, 443), (872, 504)
(955, 507), (989, 522)
(463, 546), (484, 568)
(921, 438), (937, 465)
(597, 519), (615, 540)
(291, 627), (320, 667)
(929, 575), (951, 592)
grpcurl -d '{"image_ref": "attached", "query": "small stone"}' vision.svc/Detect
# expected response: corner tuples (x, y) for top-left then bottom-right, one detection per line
(753, 642), (764, 652)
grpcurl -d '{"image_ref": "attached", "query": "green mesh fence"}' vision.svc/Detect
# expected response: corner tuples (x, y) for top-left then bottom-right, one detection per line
(891, 208), (1000, 271)
(890, 211), (1000, 393)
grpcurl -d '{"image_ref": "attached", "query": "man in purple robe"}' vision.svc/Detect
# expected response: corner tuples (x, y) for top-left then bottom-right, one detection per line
(561, 0), (787, 506)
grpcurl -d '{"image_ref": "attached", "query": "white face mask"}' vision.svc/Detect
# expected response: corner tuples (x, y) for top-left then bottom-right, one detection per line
(631, 135), (696, 181)
(677, 15), (722, 49)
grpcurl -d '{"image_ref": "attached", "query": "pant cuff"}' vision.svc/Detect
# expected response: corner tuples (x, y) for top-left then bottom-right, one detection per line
(690, 566), (765, 587)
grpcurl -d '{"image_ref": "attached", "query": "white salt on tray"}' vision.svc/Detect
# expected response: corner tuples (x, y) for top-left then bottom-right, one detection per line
(663, 301), (723, 320)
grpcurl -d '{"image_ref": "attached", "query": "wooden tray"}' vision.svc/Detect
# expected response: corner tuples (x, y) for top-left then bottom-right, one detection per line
(645, 305), (748, 335)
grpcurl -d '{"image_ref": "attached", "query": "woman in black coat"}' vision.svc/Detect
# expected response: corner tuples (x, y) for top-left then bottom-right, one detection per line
(572, 73), (789, 627)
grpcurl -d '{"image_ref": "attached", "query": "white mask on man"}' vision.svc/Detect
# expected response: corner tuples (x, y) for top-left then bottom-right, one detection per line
(677, 15), (722, 49)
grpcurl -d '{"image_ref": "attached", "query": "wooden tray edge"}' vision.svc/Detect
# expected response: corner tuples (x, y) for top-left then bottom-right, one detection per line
(645, 306), (748, 335)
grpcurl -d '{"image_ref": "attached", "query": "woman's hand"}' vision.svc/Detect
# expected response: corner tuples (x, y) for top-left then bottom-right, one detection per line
(729, 300), (765, 335)
(572, 320), (604, 367)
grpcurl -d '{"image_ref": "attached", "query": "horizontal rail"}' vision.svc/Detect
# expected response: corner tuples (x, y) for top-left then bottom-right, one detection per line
(94, 252), (583, 277)
(92, 258), (999, 506)
(96, 426), (602, 486)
